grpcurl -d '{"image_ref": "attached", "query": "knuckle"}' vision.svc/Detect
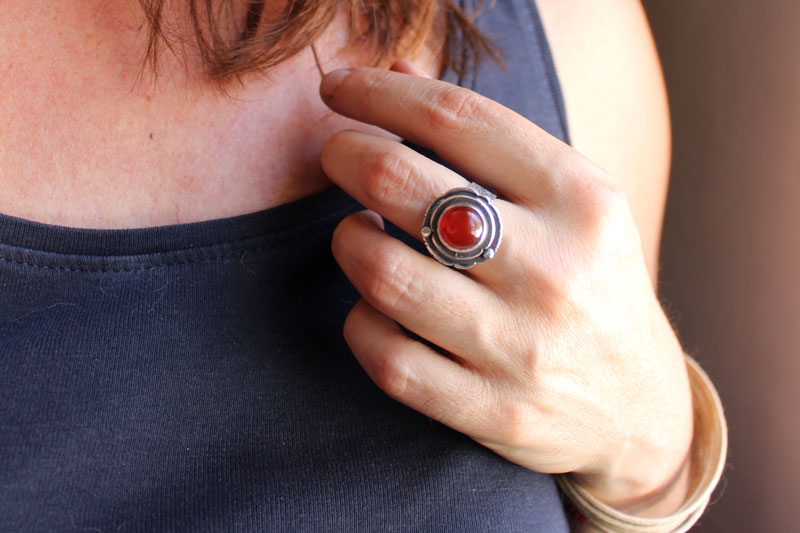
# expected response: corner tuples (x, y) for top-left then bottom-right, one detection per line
(372, 347), (413, 399)
(584, 182), (626, 226)
(469, 315), (500, 356)
(360, 244), (416, 311)
(517, 256), (574, 317)
(425, 86), (487, 133)
(515, 340), (545, 377)
(563, 167), (628, 233)
(518, 262), (588, 334)
(578, 183), (639, 255)
(360, 150), (416, 207)
(555, 160), (640, 258)
(537, 269), (572, 309)
(493, 401), (536, 448)
(499, 312), (548, 378)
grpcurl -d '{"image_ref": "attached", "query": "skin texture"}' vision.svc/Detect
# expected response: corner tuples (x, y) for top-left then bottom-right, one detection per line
(537, 0), (672, 283)
(321, 66), (692, 520)
(0, 0), (689, 527)
(0, 2), (402, 228)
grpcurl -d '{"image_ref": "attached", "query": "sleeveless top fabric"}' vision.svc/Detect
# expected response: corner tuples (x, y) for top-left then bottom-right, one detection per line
(0, 1), (570, 531)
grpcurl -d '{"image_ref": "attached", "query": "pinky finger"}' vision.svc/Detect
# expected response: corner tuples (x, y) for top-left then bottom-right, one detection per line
(343, 298), (493, 438)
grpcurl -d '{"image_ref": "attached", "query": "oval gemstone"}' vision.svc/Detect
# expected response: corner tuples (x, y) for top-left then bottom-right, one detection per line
(438, 206), (483, 249)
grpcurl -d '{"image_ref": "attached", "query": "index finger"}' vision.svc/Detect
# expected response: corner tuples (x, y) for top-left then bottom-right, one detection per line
(320, 67), (572, 206)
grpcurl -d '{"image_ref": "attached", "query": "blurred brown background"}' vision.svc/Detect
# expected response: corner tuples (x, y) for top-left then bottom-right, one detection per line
(642, 1), (800, 531)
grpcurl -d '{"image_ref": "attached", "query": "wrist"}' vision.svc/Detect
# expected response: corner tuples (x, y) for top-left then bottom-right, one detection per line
(557, 354), (728, 532)
(575, 343), (694, 514)
(571, 446), (692, 518)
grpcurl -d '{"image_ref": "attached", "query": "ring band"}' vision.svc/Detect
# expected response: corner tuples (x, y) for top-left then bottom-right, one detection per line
(422, 182), (502, 269)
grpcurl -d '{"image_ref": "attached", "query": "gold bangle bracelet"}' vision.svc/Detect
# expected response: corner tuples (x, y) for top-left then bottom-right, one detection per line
(556, 355), (728, 533)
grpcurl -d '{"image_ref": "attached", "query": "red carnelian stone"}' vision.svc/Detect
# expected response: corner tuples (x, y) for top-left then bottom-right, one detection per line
(438, 206), (483, 249)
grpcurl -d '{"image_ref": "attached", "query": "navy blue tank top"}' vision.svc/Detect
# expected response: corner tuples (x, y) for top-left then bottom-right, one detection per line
(0, 1), (570, 530)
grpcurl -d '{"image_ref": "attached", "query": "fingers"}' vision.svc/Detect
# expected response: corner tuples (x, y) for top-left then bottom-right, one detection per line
(322, 129), (542, 285)
(332, 211), (504, 363)
(320, 67), (575, 207)
(321, 130), (465, 236)
(344, 298), (499, 441)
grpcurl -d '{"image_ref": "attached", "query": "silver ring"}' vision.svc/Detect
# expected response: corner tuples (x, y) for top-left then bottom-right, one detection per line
(421, 182), (502, 269)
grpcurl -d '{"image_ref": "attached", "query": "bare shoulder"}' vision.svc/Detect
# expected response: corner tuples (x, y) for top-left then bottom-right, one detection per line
(535, 0), (670, 280)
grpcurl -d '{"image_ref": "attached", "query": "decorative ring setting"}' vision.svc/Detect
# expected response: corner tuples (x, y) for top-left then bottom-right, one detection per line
(422, 182), (502, 269)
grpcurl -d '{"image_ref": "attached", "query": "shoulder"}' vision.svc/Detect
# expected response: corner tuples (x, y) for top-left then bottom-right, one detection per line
(536, 0), (670, 280)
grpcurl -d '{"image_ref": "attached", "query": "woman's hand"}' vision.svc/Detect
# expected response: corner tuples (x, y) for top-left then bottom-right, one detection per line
(319, 65), (694, 515)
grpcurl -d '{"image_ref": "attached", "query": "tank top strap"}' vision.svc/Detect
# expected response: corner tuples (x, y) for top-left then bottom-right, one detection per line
(444, 0), (570, 144)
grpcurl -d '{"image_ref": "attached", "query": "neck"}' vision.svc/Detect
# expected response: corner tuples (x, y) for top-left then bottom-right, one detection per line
(0, 1), (416, 229)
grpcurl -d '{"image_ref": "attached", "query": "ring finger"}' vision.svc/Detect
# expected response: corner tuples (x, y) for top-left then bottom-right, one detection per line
(322, 129), (542, 285)
(332, 210), (505, 366)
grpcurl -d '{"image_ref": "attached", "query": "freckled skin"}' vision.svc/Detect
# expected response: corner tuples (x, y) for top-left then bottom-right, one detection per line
(0, 2), (439, 229)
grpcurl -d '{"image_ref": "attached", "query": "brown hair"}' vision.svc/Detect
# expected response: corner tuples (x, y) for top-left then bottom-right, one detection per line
(137, 0), (498, 84)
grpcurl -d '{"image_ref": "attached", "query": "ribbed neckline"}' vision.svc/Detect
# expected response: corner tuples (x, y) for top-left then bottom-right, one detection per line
(0, 187), (358, 257)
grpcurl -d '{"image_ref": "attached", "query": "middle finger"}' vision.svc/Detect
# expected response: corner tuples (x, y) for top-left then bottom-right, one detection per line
(332, 210), (503, 365)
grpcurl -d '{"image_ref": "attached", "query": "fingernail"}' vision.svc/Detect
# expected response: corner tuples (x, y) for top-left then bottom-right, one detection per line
(359, 210), (385, 230)
(390, 60), (431, 78)
(320, 69), (351, 99)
